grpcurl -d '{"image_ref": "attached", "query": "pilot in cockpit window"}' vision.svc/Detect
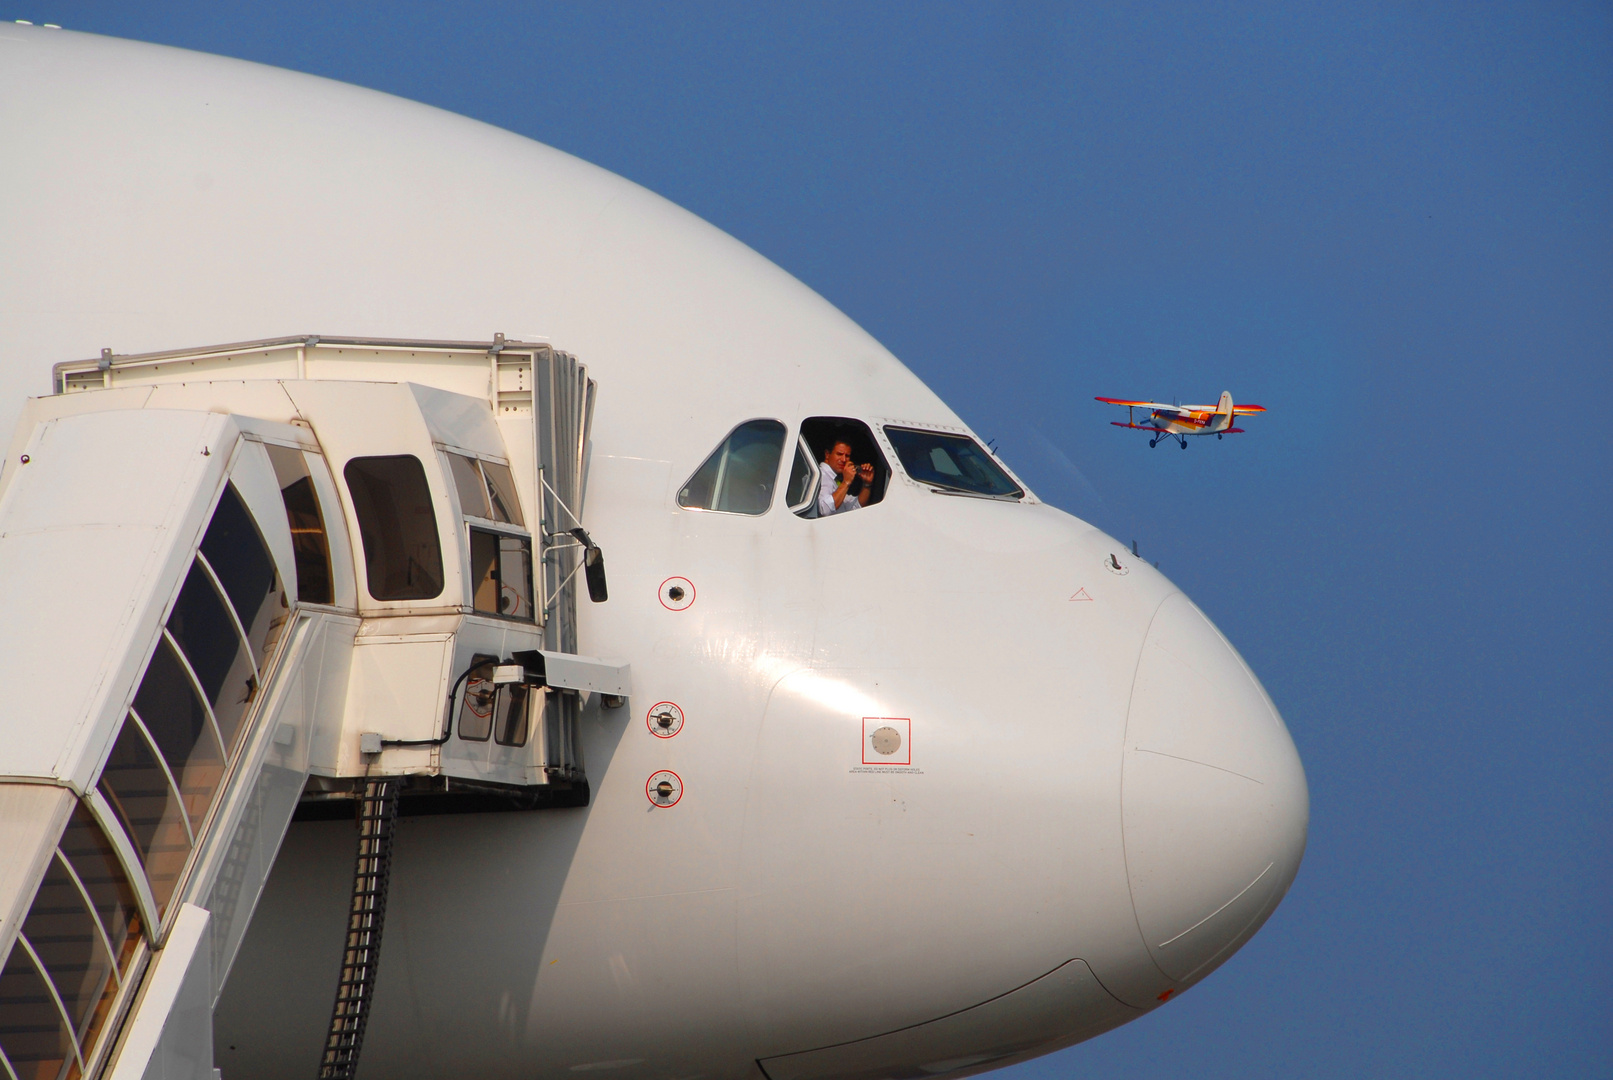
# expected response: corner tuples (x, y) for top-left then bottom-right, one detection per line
(817, 439), (874, 515)
(789, 418), (888, 518)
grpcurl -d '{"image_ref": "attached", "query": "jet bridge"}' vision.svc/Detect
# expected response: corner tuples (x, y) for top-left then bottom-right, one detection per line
(0, 337), (627, 1080)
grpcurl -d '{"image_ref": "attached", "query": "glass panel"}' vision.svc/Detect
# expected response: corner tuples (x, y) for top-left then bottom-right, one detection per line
(447, 453), (490, 519)
(265, 445), (334, 605)
(168, 562), (256, 751)
(469, 529), (533, 621)
(344, 456), (445, 601)
(785, 437), (817, 510)
(98, 720), (191, 913)
(58, 805), (142, 974)
(469, 530), (500, 614)
(494, 683), (530, 747)
(678, 419), (786, 515)
(0, 941), (75, 1080)
(882, 427), (1024, 499)
(498, 535), (532, 620)
(132, 638), (225, 840)
(199, 484), (284, 670)
(481, 462), (523, 526)
(22, 855), (116, 1053)
(457, 657), (497, 741)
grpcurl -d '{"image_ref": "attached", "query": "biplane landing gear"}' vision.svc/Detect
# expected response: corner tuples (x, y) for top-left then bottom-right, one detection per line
(1148, 438), (1157, 448)
(1217, 433), (1222, 440)
(1178, 436), (1188, 449)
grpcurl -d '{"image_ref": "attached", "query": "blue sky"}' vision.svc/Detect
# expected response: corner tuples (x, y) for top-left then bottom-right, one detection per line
(7, 3), (1607, 1075)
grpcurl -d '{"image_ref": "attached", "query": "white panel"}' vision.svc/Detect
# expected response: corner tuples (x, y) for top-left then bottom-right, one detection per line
(0, 783), (75, 960)
(0, 410), (228, 781)
(410, 383), (507, 459)
(758, 961), (1135, 1080)
(339, 637), (453, 770)
(109, 903), (214, 1080)
(541, 651), (630, 696)
(1121, 593), (1309, 982)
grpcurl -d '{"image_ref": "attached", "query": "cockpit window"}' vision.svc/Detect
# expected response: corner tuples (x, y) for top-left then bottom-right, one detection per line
(678, 419), (787, 515)
(796, 418), (889, 518)
(883, 427), (1023, 500)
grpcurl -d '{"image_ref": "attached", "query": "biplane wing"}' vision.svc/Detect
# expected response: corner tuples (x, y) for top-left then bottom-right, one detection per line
(1094, 396), (1191, 414)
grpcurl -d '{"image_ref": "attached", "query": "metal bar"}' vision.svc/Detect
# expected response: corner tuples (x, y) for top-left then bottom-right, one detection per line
(84, 789), (161, 945)
(317, 778), (401, 1080)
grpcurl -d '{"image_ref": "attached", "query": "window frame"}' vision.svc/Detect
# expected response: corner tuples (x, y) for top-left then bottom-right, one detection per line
(677, 418), (790, 517)
(877, 421), (1029, 502)
(443, 449), (538, 622)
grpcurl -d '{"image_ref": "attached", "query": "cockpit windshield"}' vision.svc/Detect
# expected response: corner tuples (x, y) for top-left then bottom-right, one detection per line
(883, 427), (1023, 500)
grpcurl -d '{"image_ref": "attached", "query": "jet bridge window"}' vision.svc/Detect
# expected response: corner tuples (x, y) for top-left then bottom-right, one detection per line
(883, 426), (1023, 500)
(344, 454), (446, 601)
(266, 444), (334, 605)
(447, 452), (524, 526)
(0, 805), (145, 1080)
(794, 417), (890, 517)
(455, 656), (531, 746)
(469, 528), (534, 620)
(678, 419), (787, 515)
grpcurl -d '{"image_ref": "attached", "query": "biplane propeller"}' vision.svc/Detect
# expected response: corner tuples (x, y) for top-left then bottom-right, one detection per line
(1096, 391), (1266, 448)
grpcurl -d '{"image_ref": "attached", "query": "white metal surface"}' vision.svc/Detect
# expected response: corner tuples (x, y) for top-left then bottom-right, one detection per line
(108, 904), (214, 1080)
(0, 24), (1308, 1080)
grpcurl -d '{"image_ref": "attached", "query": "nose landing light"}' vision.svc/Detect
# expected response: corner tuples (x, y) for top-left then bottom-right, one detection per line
(1121, 594), (1309, 986)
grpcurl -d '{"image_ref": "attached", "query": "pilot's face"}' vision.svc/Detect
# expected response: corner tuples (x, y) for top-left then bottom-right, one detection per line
(824, 442), (852, 472)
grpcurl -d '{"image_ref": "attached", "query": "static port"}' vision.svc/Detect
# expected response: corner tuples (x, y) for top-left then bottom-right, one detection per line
(667, 586), (685, 602)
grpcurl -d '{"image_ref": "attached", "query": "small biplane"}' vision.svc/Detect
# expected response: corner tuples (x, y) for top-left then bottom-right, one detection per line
(1096, 391), (1265, 448)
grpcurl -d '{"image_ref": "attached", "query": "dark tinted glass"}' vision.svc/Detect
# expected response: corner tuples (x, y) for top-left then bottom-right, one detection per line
(266, 445), (334, 605)
(344, 455), (445, 600)
(58, 805), (142, 972)
(132, 638), (225, 839)
(0, 941), (75, 1080)
(98, 720), (192, 913)
(457, 657), (497, 741)
(678, 419), (787, 515)
(494, 683), (530, 747)
(199, 484), (281, 643)
(168, 561), (256, 750)
(23, 854), (116, 1047)
(882, 427), (1023, 499)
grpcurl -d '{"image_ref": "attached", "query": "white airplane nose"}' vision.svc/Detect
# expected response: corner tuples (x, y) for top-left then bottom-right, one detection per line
(1121, 592), (1309, 988)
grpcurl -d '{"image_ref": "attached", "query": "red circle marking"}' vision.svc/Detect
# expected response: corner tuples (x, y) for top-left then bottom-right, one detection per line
(658, 576), (695, 611)
(646, 770), (683, 808)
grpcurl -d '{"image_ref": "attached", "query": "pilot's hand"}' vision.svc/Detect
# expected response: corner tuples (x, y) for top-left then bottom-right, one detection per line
(841, 461), (857, 483)
(857, 463), (874, 483)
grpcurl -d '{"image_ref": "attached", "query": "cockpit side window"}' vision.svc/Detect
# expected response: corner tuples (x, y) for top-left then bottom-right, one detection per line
(678, 419), (787, 515)
(796, 418), (889, 518)
(883, 427), (1023, 500)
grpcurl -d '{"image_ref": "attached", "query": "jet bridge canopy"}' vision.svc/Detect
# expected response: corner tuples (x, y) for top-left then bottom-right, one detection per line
(0, 336), (626, 1080)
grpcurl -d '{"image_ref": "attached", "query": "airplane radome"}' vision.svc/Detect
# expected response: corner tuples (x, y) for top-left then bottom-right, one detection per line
(0, 25), (1309, 1080)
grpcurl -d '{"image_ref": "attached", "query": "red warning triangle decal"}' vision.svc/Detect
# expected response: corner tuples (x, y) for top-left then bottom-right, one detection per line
(1068, 587), (1093, 601)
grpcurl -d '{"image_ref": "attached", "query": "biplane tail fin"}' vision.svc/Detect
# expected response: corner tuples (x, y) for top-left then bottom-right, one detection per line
(1212, 390), (1234, 432)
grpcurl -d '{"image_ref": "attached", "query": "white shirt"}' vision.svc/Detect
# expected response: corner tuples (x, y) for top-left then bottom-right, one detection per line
(817, 461), (859, 516)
